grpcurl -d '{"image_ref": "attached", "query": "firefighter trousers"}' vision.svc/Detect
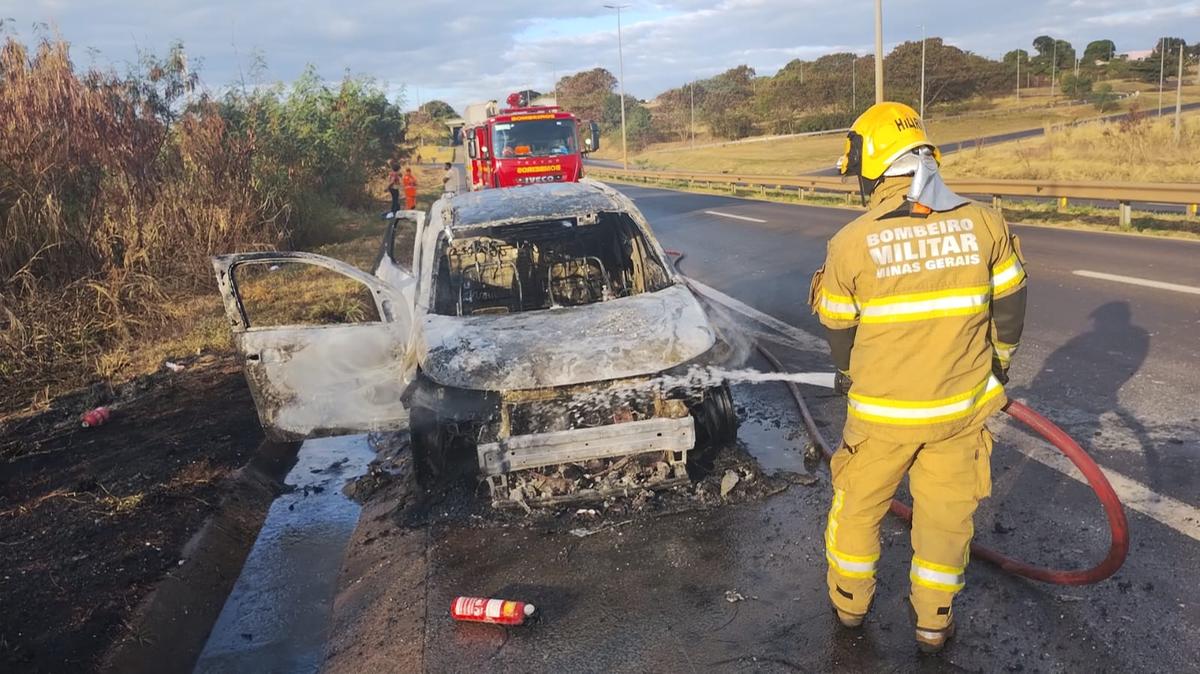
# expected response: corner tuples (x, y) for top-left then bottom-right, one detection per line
(824, 425), (993, 631)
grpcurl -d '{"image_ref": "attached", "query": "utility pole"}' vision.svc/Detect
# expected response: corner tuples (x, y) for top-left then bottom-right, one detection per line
(1016, 51), (1021, 102)
(852, 54), (857, 113)
(1176, 44), (1185, 144)
(874, 0), (884, 103)
(1050, 41), (1057, 101)
(690, 80), (695, 149)
(605, 4), (630, 169)
(1159, 38), (1166, 115)
(920, 24), (926, 118)
(801, 61), (805, 84)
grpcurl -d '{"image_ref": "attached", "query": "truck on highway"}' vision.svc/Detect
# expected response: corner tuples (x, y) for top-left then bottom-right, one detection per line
(463, 93), (601, 190)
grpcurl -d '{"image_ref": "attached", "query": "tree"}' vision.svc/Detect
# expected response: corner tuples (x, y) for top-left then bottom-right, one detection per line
(419, 100), (457, 119)
(1060, 73), (1093, 99)
(1090, 83), (1119, 112)
(1083, 40), (1116, 64)
(696, 65), (757, 137)
(556, 68), (616, 123)
(1131, 37), (1188, 82)
(1030, 36), (1073, 76)
(885, 39), (1008, 110)
(602, 93), (653, 147)
(650, 84), (702, 143)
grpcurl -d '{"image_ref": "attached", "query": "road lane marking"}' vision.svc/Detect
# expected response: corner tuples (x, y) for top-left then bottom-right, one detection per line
(704, 210), (767, 223)
(688, 275), (1200, 543)
(997, 421), (1200, 543)
(1073, 270), (1200, 296)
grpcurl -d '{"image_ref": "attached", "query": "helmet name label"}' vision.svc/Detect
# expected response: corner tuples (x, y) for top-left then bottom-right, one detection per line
(895, 116), (922, 132)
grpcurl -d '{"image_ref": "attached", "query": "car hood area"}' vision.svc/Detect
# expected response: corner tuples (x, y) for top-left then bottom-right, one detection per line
(418, 283), (716, 391)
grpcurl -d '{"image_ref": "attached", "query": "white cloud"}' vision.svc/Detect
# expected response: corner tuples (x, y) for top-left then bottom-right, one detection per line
(0, 0), (1188, 111)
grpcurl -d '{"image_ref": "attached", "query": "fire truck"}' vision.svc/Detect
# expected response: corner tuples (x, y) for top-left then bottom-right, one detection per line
(464, 93), (600, 190)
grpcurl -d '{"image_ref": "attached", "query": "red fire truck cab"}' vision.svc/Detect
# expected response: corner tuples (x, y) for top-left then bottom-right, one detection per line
(465, 93), (600, 190)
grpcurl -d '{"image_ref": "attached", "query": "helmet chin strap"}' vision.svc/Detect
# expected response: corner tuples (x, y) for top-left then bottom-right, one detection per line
(856, 175), (882, 206)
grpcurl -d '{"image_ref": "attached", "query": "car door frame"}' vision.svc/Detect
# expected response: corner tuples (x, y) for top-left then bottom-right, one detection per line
(212, 250), (417, 441)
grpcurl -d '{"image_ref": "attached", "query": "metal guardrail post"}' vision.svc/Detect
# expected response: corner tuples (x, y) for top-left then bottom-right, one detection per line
(1118, 202), (1132, 228)
(992, 195), (1003, 210)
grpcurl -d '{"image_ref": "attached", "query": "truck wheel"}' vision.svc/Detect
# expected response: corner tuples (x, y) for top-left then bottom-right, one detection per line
(688, 384), (738, 470)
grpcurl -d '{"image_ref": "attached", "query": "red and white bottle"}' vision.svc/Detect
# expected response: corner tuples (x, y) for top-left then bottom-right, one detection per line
(450, 596), (537, 626)
(81, 406), (112, 428)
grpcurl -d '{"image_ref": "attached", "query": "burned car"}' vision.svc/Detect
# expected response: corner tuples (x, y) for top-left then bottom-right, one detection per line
(213, 180), (737, 503)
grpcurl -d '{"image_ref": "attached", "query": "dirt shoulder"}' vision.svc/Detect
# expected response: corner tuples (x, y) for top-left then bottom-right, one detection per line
(0, 353), (264, 673)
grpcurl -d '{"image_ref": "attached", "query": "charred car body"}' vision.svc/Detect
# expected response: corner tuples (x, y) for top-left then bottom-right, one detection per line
(213, 181), (737, 504)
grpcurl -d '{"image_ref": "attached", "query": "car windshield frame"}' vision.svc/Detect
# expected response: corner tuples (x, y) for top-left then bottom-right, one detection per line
(429, 213), (674, 317)
(493, 119), (578, 159)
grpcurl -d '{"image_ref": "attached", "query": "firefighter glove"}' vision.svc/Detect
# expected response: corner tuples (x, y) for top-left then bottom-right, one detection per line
(834, 370), (853, 397)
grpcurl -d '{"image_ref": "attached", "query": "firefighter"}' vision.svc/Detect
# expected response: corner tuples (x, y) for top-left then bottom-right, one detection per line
(809, 102), (1027, 653)
(402, 167), (418, 210)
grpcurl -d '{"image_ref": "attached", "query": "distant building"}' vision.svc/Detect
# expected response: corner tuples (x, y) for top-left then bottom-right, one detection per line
(1122, 49), (1153, 61)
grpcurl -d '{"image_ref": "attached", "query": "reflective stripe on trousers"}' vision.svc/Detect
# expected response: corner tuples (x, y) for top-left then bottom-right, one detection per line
(911, 556), (966, 593)
(826, 488), (879, 579)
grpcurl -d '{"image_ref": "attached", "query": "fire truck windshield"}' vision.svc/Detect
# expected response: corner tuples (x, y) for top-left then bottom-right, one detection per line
(493, 119), (577, 158)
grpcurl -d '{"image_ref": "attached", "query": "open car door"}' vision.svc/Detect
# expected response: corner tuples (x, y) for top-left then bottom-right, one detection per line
(212, 251), (416, 441)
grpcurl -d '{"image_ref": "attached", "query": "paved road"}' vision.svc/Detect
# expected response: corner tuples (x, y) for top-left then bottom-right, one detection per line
(343, 185), (1200, 673)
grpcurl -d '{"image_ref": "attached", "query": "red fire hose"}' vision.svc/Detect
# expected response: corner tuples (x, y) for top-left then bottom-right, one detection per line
(668, 250), (1129, 585)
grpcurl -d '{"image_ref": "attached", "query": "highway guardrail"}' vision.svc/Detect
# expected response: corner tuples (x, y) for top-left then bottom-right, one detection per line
(589, 167), (1200, 227)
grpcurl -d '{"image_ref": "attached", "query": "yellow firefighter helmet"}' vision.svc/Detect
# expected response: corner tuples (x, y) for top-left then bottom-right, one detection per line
(838, 102), (941, 181)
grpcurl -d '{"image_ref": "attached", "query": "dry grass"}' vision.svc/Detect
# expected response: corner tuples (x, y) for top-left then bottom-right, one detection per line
(943, 110), (1200, 182)
(617, 81), (1200, 176)
(52, 166), (442, 409)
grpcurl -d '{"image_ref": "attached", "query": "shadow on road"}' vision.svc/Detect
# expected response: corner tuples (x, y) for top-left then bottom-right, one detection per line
(1025, 301), (1159, 485)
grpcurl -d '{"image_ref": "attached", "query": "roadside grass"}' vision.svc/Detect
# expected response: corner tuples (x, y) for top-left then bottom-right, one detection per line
(2, 166), (442, 419)
(594, 173), (1200, 240)
(942, 110), (1200, 182)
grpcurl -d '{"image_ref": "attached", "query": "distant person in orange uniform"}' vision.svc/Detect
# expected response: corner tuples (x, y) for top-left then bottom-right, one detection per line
(403, 167), (418, 210)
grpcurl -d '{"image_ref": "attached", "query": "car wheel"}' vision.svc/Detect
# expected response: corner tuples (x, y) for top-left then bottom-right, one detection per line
(688, 384), (738, 470)
(409, 407), (447, 487)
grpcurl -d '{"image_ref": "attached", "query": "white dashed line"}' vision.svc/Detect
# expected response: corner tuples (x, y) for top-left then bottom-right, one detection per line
(690, 276), (1200, 543)
(704, 210), (767, 223)
(1073, 270), (1200, 296)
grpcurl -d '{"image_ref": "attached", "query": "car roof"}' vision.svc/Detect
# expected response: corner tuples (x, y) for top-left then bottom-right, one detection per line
(445, 181), (626, 230)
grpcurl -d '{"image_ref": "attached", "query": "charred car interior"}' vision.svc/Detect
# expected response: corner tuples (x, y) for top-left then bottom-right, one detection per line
(433, 212), (673, 316)
(214, 181), (738, 507)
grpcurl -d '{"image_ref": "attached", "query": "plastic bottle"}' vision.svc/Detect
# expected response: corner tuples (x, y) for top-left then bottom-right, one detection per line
(450, 596), (537, 626)
(81, 406), (112, 428)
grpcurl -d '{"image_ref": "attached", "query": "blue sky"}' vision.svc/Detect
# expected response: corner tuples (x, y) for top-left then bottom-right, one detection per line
(1, 1), (1195, 112)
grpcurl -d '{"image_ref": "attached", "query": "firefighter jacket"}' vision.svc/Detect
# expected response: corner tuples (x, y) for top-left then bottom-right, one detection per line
(810, 177), (1027, 444)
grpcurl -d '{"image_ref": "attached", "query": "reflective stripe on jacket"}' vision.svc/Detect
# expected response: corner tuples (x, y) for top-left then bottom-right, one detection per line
(809, 178), (1027, 443)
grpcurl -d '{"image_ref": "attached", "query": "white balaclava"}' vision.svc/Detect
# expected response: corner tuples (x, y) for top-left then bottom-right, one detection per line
(883, 146), (968, 212)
